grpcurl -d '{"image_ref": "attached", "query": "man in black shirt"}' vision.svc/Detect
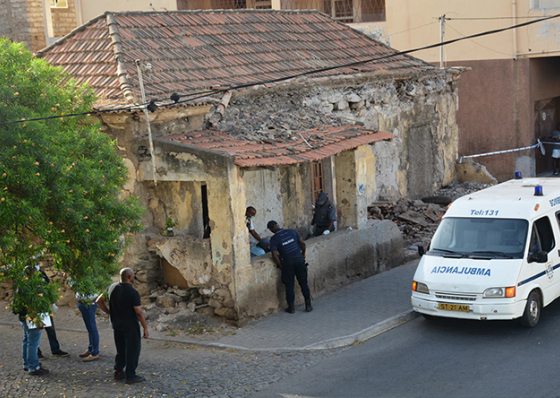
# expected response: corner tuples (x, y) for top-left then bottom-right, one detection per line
(311, 192), (337, 236)
(97, 268), (149, 384)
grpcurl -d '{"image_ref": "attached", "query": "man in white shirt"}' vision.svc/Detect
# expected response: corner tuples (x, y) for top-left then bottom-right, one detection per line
(246, 206), (269, 257)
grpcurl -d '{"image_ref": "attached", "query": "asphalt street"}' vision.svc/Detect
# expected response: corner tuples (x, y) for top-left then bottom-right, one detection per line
(250, 298), (560, 398)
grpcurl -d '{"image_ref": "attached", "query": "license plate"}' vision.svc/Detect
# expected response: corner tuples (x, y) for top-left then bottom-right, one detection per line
(438, 303), (470, 312)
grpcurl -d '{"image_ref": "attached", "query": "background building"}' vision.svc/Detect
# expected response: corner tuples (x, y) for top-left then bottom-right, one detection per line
(358, 0), (560, 181)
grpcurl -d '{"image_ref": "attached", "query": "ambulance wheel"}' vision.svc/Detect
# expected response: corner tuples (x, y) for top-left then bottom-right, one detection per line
(520, 290), (541, 328)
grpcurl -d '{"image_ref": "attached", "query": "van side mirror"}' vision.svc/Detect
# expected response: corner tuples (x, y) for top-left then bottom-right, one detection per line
(418, 241), (431, 257)
(528, 250), (548, 263)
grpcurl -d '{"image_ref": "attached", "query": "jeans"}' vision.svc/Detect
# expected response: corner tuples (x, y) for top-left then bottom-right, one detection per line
(281, 257), (310, 305)
(38, 316), (62, 356)
(78, 301), (100, 356)
(250, 238), (271, 258)
(20, 320), (43, 372)
(114, 328), (141, 378)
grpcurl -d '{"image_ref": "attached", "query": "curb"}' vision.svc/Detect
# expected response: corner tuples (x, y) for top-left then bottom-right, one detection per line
(303, 310), (419, 350)
(0, 311), (419, 353)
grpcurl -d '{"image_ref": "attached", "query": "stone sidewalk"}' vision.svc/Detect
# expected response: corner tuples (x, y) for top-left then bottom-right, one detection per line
(0, 258), (420, 352)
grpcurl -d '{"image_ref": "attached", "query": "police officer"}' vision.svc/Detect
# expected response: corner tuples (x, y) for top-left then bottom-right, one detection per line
(267, 220), (312, 314)
(311, 192), (336, 236)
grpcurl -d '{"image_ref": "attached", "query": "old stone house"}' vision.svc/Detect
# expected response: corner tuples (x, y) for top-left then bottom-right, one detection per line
(37, 10), (463, 321)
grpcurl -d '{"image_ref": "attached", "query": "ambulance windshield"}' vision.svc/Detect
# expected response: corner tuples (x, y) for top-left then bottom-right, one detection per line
(430, 217), (529, 259)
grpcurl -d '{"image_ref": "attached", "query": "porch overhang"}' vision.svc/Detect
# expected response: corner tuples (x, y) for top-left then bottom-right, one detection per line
(157, 126), (395, 167)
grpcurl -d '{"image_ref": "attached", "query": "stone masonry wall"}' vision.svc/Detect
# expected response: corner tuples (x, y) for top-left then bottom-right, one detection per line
(0, 0), (33, 50)
(217, 71), (460, 200)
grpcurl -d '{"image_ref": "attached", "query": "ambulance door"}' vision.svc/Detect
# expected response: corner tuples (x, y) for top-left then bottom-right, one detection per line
(530, 216), (559, 304)
(550, 211), (560, 301)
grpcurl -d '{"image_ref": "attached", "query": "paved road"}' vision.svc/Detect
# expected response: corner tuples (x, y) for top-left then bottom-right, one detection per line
(250, 298), (560, 398)
(0, 323), (345, 397)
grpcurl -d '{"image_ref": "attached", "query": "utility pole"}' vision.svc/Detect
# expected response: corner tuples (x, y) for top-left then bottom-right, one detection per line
(439, 14), (446, 68)
(135, 60), (158, 186)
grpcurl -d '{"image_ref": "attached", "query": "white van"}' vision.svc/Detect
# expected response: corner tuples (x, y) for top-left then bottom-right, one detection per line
(411, 177), (560, 327)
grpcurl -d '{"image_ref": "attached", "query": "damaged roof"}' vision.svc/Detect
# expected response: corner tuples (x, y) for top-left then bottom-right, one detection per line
(158, 126), (395, 167)
(37, 10), (435, 105)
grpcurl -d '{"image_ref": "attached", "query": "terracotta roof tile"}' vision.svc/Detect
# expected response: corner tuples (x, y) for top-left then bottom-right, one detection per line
(37, 10), (435, 104)
(159, 126), (394, 167)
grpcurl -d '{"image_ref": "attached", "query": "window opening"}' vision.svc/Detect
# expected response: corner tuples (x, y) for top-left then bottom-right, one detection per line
(49, 0), (68, 8)
(311, 161), (324, 203)
(201, 184), (211, 239)
(282, 0), (385, 23)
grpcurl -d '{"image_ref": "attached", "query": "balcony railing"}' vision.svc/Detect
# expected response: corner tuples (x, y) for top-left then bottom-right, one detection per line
(177, 0), (386, 23)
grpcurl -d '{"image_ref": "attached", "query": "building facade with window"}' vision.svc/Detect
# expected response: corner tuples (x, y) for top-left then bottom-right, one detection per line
(359, 0), (560, 181)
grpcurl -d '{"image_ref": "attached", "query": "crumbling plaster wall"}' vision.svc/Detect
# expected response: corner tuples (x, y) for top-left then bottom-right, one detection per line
(243, 168), (285, 239)
(137, 140), (249, 320)
(242, 164), (315, 238)
(306, 74), (459, 199)
(221, 71), (459, 200)
(94, 105), (220, 304)
(236, 219), (404, 318)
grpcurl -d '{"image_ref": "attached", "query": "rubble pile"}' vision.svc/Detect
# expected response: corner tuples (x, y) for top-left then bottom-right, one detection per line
(368, 181), (493, 246)
(143, 284), (233, 336)
(216, 107), (355, 144)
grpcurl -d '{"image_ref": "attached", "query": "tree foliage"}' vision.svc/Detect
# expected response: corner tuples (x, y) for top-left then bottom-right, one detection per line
(0, 39), (143, 323)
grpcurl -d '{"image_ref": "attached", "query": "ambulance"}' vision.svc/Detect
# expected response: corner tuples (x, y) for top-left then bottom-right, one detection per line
(411, 176), (560, 327)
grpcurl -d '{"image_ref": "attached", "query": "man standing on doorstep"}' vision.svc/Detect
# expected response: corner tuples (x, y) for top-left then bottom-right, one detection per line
(97, 268), (149, 384)
(267, 220), (313, 314)
(311, 192), (337, 236)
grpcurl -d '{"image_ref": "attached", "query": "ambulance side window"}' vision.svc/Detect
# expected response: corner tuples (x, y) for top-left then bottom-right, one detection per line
(530, 216), (555, 254)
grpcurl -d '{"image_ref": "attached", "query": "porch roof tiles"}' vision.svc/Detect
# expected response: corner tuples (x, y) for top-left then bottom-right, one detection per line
(162, 126), (395, 167)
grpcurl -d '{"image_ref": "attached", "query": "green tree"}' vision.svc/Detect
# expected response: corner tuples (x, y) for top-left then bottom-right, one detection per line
(0, 39), (143, 324)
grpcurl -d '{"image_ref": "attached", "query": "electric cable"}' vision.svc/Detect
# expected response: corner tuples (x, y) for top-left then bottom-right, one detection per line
(386, 21), (439, 37)
(445, 23), (513, 57)
(444, 16), (548, 20)
(2, 12), (559, 127)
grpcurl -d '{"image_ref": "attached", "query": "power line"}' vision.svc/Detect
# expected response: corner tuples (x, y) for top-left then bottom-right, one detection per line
(445, 23), (513, 57)
(386, 21), (439, 37)
(2, 12), (560, 127)
(445, 16), (548, 20)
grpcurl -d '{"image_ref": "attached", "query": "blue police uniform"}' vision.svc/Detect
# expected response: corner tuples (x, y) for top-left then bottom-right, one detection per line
(270, 228), (311, 309)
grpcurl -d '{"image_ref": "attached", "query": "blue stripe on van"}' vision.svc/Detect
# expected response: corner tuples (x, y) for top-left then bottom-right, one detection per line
(517, 263), (560, 286)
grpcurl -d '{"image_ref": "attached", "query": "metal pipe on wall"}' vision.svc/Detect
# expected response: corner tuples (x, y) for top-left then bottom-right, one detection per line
(513, 0), (518, 60)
